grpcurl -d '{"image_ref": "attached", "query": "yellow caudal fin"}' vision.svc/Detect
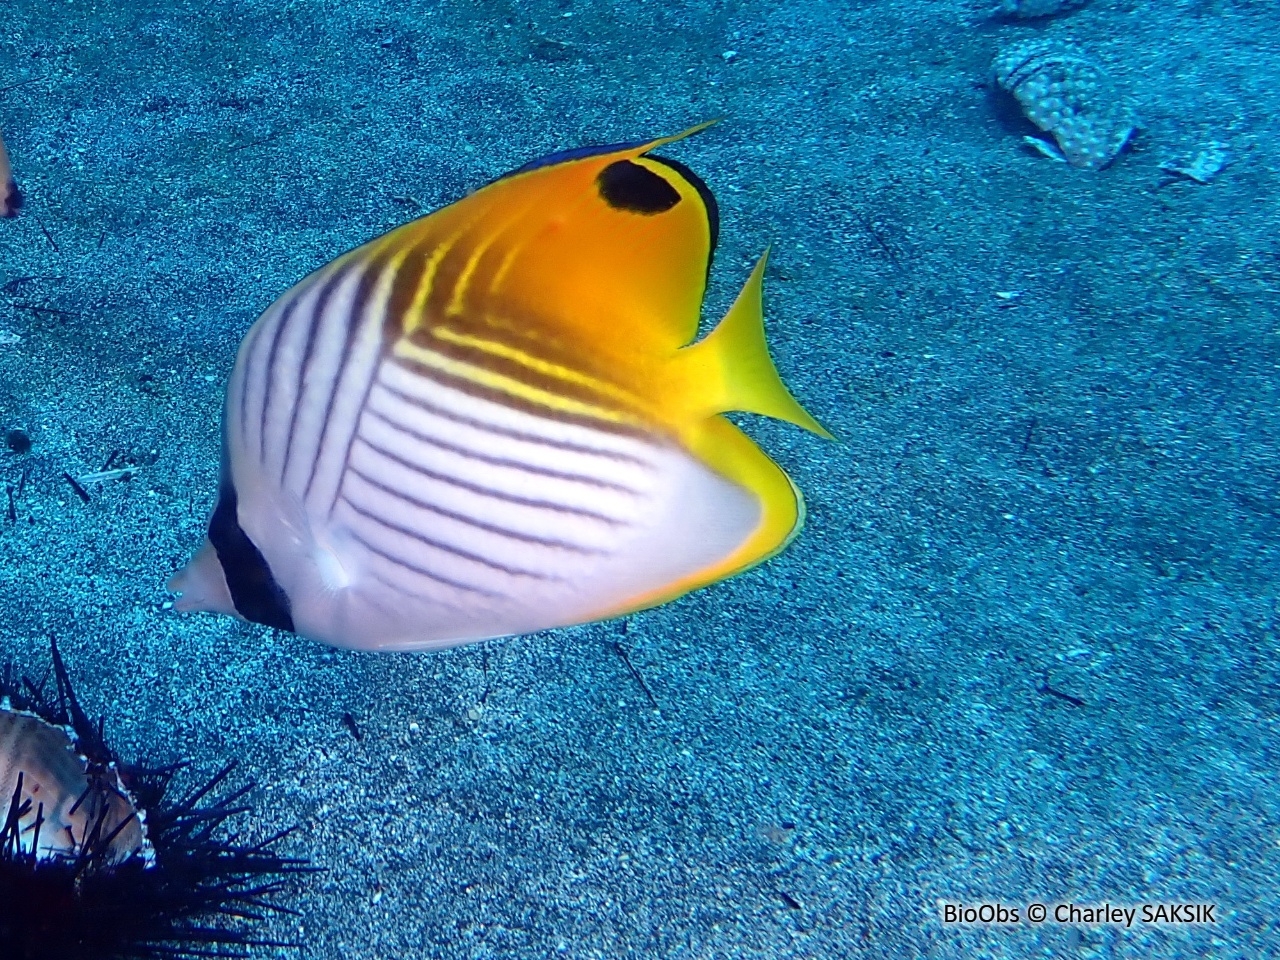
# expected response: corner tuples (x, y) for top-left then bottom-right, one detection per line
(678, 250), (834, 439)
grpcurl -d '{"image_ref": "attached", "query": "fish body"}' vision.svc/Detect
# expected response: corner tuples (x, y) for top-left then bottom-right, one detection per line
(170, 126), (830, 651)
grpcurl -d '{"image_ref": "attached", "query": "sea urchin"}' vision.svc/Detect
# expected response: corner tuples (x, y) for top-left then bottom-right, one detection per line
(0, 641), (311, 959)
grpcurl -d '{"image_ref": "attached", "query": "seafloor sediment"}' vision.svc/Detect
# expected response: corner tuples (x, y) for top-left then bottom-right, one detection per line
(0, 1), (1276, 957)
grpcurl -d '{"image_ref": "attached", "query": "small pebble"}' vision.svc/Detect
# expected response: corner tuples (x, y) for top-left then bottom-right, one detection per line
(5, 428), (31, 454)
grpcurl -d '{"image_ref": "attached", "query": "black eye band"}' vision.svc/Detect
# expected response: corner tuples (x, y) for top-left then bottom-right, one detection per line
(596, 160), (681, 214)
(207, 476), (295, 632)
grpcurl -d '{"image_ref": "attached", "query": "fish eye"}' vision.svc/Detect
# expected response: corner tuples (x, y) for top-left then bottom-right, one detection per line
(596, 159), (681, 214)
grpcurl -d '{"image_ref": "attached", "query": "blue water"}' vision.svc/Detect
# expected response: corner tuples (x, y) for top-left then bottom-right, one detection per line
(1, 1), (1276, 957)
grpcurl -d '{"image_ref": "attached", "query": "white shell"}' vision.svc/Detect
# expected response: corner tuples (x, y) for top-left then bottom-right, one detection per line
(1161, 142), (1231, 185)
(993, 40), (1137, 170)
(0, 705), (151, 864)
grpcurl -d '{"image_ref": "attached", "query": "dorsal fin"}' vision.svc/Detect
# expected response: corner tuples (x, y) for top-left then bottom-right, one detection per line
(374, 123), (723, 350)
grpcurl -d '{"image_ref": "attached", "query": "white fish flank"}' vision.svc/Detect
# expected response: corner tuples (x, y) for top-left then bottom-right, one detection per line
(222, 237), (753, 647)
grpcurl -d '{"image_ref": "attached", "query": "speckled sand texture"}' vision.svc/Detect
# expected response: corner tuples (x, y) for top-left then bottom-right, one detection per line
(1, 1), (1278, 957)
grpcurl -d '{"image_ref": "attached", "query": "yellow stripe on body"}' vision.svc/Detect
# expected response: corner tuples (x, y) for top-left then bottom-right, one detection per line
(432, 326), (645, 413)
(398, 234), (462, 337)
(392, 339), (647, 429)
(391, 205), (658, 431)
(440, 186), (558, 322)
(446, 242), (490, 318)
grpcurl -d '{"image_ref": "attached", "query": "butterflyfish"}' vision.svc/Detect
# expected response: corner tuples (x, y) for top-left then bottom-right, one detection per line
(0, 128), (19, 218)
(169, 125), (832, 651)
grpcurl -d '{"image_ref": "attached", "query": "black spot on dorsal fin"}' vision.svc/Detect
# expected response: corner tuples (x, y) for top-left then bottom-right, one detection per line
(596, 160), (681, 214)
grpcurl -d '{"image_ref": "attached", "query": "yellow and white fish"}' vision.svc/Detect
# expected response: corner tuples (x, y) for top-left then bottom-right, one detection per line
(170, 125), (831, 651)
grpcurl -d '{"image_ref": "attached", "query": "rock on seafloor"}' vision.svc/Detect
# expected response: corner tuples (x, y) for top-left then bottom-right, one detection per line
(992, 39), (1137, 169)
(992, 0), (1090, 20)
